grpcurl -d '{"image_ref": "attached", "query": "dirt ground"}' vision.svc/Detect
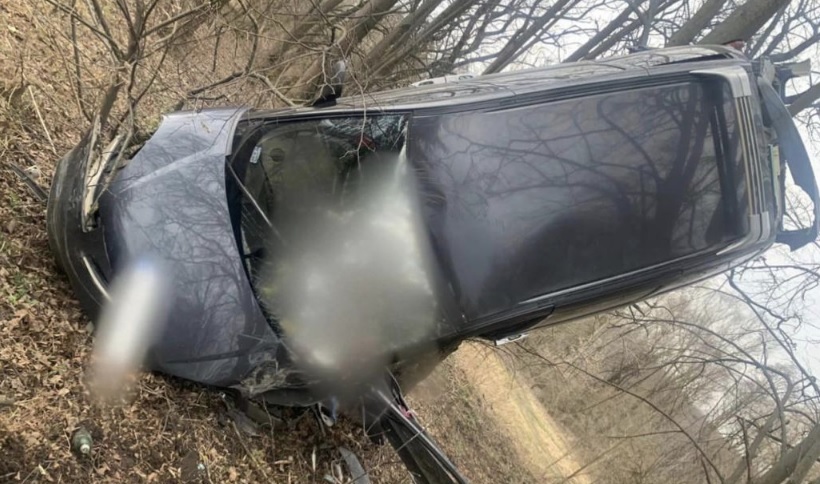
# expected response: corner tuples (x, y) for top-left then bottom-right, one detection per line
(409, 343), (586, 484)
(450, 344), (589, 483)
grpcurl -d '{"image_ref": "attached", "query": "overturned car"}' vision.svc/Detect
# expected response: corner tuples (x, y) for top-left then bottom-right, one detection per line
(47, 46), (818, 482)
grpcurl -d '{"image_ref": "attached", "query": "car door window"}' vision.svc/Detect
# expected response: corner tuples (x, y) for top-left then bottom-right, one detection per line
(409, 80), (744, 321)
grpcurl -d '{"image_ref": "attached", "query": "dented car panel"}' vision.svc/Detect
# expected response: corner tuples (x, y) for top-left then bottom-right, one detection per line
(97, 108), (291, 388)
(47, 129), (113, 318)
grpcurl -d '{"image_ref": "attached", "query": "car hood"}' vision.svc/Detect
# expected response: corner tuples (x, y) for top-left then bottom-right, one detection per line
(99, 107), (288, 389)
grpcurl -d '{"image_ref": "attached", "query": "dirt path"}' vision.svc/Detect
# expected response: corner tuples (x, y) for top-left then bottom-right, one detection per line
(453, 343), (592, 484)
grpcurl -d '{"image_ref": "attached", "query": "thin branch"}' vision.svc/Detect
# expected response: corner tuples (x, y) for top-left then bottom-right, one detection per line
(249, 73), (298, 107)
(27, 86), (57, 156)
(41, 0), (118, 47)
(68, 1), (92, 122)
(231, 421), (269, 481)
(86, 0), (124, 59)
(518, 342), (726, 483)
(144, 3), (210, 37)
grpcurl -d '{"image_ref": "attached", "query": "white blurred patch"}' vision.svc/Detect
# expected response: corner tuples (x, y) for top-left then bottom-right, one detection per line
(262, 146), (439, 387)
(90, 257), (170, 401)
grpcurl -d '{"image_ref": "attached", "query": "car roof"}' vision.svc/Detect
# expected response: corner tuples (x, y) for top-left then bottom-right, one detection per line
(248, 45), (743, 118)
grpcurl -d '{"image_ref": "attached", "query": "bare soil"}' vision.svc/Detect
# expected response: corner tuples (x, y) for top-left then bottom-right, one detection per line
(451, 344), (589, 483)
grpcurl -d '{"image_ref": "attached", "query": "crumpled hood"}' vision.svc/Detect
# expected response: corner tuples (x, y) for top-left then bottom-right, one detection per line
(99, 107), (285, 388)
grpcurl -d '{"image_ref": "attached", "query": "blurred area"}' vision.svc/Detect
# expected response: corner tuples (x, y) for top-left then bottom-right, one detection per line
(89, 257), (170, 403)
(255, 146), (440, 397)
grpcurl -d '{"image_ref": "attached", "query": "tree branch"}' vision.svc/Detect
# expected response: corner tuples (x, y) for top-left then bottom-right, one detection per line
(788, 83), (820, 116)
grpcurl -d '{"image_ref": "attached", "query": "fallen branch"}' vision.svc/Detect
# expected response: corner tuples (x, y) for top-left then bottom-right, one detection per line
(249, 73), (298, 107)
(7, 162), (48, 203)
(27, 86), (57, 156)
(231, 421), (270, 481)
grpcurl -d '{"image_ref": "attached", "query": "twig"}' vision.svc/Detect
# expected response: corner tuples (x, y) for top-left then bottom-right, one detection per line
(69, 0), (91, 122)
(41, 0), (117, 48)
(86, 0), (124, 60)
(27, 86), (57, 156)
(249, 73), (298, 107)
(525, 346), (726, 482)
(181, 0), (260, 104)
(231, 421), (269, 481)
(557, 440), (625, 483)
(7, 162), (48, 203)
(738, 416), (753, 483)
(144, 4), (209, 37)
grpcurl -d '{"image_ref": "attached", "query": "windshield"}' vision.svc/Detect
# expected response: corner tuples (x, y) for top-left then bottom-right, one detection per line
(227, 114), (452, 366)
(409, 80), (747, 322)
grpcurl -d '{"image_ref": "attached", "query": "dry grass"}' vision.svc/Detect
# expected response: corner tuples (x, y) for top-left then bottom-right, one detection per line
(451, 344), (589, 483)
(408, 362), (531, 483)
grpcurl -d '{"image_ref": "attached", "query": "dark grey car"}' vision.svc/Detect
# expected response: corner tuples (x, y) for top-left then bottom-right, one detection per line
(47, 45), (818, 482)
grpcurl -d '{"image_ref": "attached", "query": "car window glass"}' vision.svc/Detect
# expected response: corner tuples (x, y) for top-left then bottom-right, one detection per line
(228, 115), (456, 350)
(234, 115), (407, 275)
(410, 81), (743, 320)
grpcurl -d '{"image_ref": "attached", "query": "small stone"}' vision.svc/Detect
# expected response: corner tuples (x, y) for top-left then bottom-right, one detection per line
(24, 166), (41, 182)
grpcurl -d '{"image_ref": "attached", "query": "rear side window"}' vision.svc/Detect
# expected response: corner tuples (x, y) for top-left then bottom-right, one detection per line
(410, 81), (745, 320)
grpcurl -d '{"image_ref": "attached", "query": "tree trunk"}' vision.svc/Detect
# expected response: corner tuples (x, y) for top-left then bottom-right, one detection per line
(294, 0), (401, 95)
(272, 0), (346, 60)
(564, 4), (644, 62)
(752, 423), (820, 484)
(583, 17), (643, 59)
(368, 0), (479, 78)
(788, 83), (820, 117)
(361, 0), (440, 71)
(667, 0), (728, 46)
(787, 432), (820, 484)
(699, 0), (791, 45)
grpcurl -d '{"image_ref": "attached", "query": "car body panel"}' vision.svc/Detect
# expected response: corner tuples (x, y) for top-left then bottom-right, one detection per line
(94, 108), (291, 388)
(47, 131), (113, 319)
